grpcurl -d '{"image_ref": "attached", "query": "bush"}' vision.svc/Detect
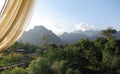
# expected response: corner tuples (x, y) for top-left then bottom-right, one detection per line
(29, 58), (53, 74)
(11, 67), (28, 74)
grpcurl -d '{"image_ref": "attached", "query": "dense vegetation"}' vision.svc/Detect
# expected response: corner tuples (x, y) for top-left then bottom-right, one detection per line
(28, 38), (120, 74)
(0, 42), (39, 66)
(1, 28), (120, 74)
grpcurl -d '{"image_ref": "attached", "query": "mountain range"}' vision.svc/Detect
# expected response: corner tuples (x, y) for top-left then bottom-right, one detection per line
(59, 30), (103, 43)
(19, 26), (61, 46)
(19, 26), (120, 46)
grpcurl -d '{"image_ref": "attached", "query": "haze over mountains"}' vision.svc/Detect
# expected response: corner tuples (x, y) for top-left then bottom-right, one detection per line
(19, 26), (120, 46)
(19, 26), (61, 46)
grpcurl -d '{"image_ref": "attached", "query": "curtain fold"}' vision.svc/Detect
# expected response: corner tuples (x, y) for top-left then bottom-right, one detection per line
(0, 0), (35, 51)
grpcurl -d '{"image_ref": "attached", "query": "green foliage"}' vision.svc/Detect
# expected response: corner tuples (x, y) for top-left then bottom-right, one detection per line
(2, 69), (11, 74)
(102, 27), (117, 40)
(51, 60), (66, 74)
(0, 53), (29, 66)
(29, 58), (53, 74)
(66, 68), (81, 74)
(94, 37), (108, 49)
(1, 31), (120, 74)
(42, 38), (120, 73)
(11, 67), (28, 74)
(3, 42), (39, 54)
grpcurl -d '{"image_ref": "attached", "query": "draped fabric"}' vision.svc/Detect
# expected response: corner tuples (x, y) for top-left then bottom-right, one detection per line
(0, 0), (35, 51)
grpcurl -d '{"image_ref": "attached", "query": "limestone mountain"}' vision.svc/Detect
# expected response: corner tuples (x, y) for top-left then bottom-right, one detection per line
(19, 26), (61, 46)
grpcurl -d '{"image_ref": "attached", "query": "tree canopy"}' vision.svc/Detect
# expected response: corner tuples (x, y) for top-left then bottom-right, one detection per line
(102, 27), (117, 40)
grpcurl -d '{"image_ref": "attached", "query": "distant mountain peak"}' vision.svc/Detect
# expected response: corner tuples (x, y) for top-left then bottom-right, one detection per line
(19, 26), (61, 46)
(33, 26), (47, 31)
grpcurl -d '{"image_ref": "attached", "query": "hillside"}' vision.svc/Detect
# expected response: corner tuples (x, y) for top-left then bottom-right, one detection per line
(59, 30), (102, 43)
(19, 26), (61, 46)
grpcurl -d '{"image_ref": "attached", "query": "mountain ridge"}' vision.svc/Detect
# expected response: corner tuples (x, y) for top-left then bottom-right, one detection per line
(19, 26), (120, 45)
(19, 26), (62, 46)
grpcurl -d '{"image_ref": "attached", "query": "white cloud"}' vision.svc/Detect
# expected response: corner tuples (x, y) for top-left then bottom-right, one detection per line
(41, 24), (67, 35)
(48, 24), (67, 35)
(75, 22), (96, 31)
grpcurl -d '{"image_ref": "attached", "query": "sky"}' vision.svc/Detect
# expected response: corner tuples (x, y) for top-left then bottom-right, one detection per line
(0, 0), (120, 35)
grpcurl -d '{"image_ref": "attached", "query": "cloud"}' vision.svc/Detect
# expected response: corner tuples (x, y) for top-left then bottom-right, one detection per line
(75, 22), (96, 31)
(45, 24), (67, 35)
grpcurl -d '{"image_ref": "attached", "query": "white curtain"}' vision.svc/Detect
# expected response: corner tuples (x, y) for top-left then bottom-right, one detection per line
(0, 0), (35, 51)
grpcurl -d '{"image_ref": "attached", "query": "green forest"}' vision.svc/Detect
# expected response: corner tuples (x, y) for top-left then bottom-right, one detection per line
(1, 27), (120, 74)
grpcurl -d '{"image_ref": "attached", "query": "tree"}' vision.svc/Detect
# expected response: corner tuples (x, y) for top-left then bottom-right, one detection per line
(66, 68), (81, 74)
(41, 34), (53, 48)
(51, 60), (66, 74)
(29, 58), (53, 74)
(11, 67), (28, 74)
(102, 27), (117, 40)
(94, 37), (108, 50)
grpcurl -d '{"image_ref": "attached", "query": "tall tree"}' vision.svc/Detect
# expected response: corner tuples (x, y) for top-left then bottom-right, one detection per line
(41, 34), (53, 48)
(102, 27), (117, 40)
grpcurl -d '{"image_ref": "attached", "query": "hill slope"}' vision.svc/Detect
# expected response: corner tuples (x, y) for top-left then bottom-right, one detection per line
(19, 26), (61, 46)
